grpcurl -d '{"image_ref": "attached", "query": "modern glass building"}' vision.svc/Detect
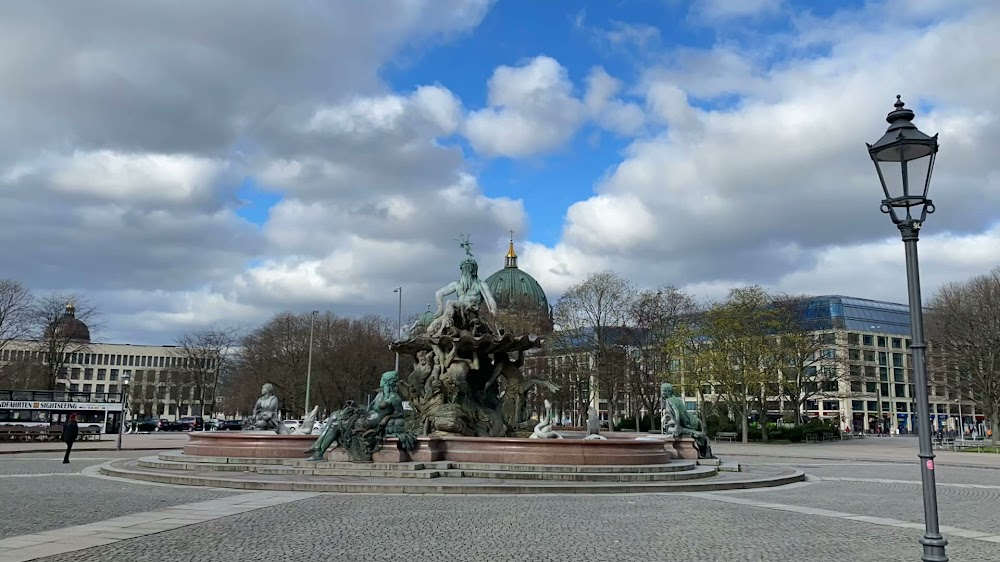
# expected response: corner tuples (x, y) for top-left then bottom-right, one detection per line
(797, 295), (912, 336)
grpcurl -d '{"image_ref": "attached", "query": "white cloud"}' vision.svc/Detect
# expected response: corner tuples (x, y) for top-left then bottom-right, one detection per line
(691, 0), (784, 21)
(583, 67), (646, 136)
(464, 56), (586, 157)
(47, 151), (226, 204)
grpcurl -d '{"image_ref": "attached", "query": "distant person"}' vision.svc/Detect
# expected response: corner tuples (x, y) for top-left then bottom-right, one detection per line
(61, 414), (79, 464)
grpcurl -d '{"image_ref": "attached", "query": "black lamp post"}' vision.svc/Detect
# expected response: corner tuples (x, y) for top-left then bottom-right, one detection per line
(116, 374), (131, 451)
(867, 95), (946, 562)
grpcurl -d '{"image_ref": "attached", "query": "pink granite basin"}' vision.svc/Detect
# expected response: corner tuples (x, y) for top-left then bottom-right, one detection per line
(185, 432), (675, 465)
(184, 432), (317, 459)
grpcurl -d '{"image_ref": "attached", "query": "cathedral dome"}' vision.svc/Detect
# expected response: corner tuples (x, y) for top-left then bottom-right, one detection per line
(485, 237), (550, 313)
(46, 303), (91, 343)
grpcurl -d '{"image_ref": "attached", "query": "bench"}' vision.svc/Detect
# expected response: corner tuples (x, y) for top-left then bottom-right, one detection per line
(716, 432), (738, 441)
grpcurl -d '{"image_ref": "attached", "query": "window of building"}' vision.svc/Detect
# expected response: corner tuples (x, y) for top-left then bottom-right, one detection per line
(881, 383), (890, 396)
(894, 384), (906, 398)
(84, 368), (93, 380)
(851, 400), (864, 411)
(823, 380), (837, 392)
(127, 355), (134, 366)
(69, 383), (79, 391)
(867, 400), (878, 411)
(109, 384), (118, 394)
(878, 352), (888, 366)
(905, 339), (911, 348)
(822, 400), (839, 411)
(877, 336), (888, 347)
(71, 368), (81, 379)
(892, 353), (904, 367)
(893, 368), (905, 382)
(805, 400), (818, 410)
(97, 369), (106, 380)
(850, 365), (862, 378)
(82, 384), (92, 392)
(879, 367), (888, 381)
(847, 333), (860, 345)
(891, 338), (902, 349)
(850, 381), (862, 393)
(110, 369), (119, 381)
(896, 402), (908, 412)
(821, 348), (837, 359)
(849, 348), (861, 361)
(863, 334), (874, 346)
(95, 384), (104, 394)
(866, 382), (877, 393)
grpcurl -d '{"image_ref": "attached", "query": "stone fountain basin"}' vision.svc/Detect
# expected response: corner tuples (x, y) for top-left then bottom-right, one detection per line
(183, 432), (691, 464)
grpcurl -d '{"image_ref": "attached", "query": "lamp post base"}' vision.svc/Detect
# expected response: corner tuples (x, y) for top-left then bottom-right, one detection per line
(919, 535), (948, 562)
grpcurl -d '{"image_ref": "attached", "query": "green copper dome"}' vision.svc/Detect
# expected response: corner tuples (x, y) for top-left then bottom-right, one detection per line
(485, 238), (550, 312)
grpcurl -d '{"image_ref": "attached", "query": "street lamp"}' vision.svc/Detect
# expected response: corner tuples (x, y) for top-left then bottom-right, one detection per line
(304, 310), (318, 416)
(867, 94), (946, 562)
(393, 287), (402, 373)
(116, 374), (131, 451)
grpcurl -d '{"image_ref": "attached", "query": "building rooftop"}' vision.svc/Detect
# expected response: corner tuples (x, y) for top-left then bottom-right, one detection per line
(798, 295), (912, 336)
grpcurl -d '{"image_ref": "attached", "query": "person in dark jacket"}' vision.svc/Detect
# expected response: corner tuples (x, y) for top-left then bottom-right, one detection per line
(61, 414), (79, 464)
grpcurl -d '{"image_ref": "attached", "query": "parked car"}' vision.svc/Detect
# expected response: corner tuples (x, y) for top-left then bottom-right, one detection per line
(158, 419), (188, 431)
(217, 419), (243, 431)
(178, 416), (204, 431)
(135, 417), (158, 433)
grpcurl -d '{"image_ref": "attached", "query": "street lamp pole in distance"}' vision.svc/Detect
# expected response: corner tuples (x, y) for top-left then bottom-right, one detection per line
(305, 310), (318, 416)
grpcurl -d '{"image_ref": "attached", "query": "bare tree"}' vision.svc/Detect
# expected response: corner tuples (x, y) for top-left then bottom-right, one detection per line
(927, 267), (1000, 445)
(700, 286), (782, 443)
(224, 312), (397, 419)
(0, 280), (35, 387)
(623, 287), (699, 426)
(553, 271), (634, 425)
(771, 296), (845, 426)
(29, 292), (102, 388)
(312, 314), (396, 415)
(175, 325), (243, 418)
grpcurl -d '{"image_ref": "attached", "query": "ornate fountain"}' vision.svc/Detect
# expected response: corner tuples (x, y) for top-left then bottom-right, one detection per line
(389, 235), (548, 438)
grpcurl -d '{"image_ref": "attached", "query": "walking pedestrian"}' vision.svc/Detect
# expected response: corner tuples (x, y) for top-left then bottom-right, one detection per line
(61, 414), (79, 464)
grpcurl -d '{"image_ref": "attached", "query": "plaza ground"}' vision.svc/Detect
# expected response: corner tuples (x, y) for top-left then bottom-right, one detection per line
(0, 435), (998, 561)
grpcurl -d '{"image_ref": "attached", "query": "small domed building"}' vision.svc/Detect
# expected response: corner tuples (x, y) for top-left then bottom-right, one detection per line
(47, 303), (92, 343)
(485, 235), (553, 335)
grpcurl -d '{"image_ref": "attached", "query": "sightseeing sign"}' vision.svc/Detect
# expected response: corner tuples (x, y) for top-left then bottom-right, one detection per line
(0, 400), (121, 411)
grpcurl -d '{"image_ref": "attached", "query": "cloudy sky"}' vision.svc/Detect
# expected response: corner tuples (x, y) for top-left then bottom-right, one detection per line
(1, 0), (998, 344)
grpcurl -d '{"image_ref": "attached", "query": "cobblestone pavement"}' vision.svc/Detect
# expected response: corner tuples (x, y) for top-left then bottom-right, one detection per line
(2, 451), (998, 561)
(29, 494), (998, 562)
(0, 454), (236, 539)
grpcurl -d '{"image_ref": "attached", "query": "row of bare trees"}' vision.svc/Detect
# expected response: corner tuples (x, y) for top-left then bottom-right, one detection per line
(927, 266), (1000, 445)
(215, 312), (397, 418)
(540, 272), (838, 442)
(0, 280), (103, 390)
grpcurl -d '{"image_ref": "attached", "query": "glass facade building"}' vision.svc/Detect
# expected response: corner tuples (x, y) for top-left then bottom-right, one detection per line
(797, 295), (912, 336)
